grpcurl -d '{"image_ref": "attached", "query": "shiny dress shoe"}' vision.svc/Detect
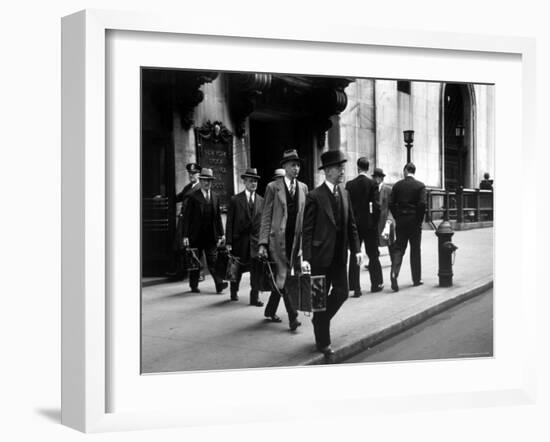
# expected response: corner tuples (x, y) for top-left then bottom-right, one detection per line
(265, 314), (282, 323)
(190, 287), (200, 293)
(370, 284), (384, 293)
(413, 281), (424, 287)
(250, 300), (264, 307)
(289, 318), (302, 331)
(316, 344), (335, 360)
(390, 273), (399, 292)
(352, 290), (363, 298)
(216, 282), (228, 294)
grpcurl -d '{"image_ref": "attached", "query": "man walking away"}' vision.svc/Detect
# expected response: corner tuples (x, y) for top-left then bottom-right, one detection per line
(345, 157), (382, 296)
(388, 162), (427, 292)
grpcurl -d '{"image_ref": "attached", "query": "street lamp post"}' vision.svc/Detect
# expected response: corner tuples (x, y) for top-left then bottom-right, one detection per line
(403, 130), (414, 163)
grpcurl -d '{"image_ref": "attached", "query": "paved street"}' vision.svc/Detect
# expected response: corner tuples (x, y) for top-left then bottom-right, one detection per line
(141, 227), (493, 372)
(343, 288), (493, 364)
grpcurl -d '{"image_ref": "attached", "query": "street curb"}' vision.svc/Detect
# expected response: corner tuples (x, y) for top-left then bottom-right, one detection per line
(301, 280), (493, 366)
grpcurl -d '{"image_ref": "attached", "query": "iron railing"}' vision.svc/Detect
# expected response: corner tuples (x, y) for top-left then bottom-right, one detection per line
(426, 188), (493, 227)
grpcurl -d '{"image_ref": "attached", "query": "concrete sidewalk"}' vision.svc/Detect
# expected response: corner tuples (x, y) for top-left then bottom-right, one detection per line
(141, 227), (493, 372)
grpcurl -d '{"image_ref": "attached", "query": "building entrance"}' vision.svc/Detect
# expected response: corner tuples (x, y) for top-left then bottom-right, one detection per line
(443, 83), (473, 190)
(249, 117), (315, 196)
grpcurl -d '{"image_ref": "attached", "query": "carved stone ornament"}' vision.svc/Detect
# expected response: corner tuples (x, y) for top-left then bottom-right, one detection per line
(195, 120), (233, 144)
(173, 71), (219, 130)
(228, 73), (273, 138)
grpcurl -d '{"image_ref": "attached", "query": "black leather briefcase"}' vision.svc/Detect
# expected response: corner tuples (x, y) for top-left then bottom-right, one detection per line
(182, 248), (201, 272)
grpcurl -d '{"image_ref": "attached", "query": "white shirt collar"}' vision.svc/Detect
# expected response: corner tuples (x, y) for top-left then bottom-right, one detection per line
(245, 189), (254, 201)
(284, 176), (295, 189)
(359, 171), (370, 177)
(201, 188), (210, 199)
(406, 173), (416, 179)
(324, 181), (336, 193)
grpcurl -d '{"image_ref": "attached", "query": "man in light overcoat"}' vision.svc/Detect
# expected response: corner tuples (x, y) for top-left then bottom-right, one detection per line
(258, 149), (308, 330)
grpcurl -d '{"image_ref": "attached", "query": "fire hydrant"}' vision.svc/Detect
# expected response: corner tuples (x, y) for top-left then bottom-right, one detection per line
(435, 220), (458, 287)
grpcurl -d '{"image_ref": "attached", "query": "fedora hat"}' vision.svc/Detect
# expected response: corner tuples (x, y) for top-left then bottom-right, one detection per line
(280, 149), (302, 166)
(318, 150), (348, 170)
(372, 167), (386, 178)
(241, 168), (261, 180)
(186, 162), (202, 173)
(198, 168), (214, 180)
(272, 168), (285, 179)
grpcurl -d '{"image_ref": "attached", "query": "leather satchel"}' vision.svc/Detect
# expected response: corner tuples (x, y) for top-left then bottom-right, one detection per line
(285, 273), (326, 313)
(257, 257), (277, 292)
(214, 247), (229, 281)
(183, 248), (201, 272)
(225, 254), (240, 283)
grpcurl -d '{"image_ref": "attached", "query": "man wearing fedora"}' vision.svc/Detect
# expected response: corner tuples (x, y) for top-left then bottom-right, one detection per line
(259, 149), (308, 330)
(170, 163), (202, 277)
(388, 162), (427, 292)
(182, 168), (228, 294)
(225, 168), (264, 305)
(345, 157), (383, 296)
(302, 150), (362, 360)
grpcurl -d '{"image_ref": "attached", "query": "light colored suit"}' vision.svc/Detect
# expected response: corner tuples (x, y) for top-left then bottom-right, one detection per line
(377, 183), (395, 247)
(259, 178), (308, 289)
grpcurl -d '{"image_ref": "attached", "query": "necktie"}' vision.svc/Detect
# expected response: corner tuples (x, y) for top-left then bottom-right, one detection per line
(289, 180), (295, 197)
(248, 193), (254, 215)
(333, 185), (339, 201)
(205, 191), (210, 203)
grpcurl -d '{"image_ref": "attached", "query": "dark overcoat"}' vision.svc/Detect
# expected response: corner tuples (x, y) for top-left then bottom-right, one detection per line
(389, 176), (427, 225)
(302, 183), (361, 269)
(345, 174), (379, 238)
(174, 182), (199, 250)
(225, 191), (264, 261)
(182, 188), (224, 247)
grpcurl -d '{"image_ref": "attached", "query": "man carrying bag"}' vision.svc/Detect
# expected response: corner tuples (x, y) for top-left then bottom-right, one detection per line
(302, 150), (362, 362)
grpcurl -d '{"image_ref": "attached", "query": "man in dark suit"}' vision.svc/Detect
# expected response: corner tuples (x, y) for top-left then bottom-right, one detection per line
(182, 168), (228, 294)
(169, 163), (201, 277)
(259, 149), (308, 330)
(302, 150), (362, 360)
(225, 168), (264, 306)
(345, 157), (382, 296)
(389, 162), (427, 292)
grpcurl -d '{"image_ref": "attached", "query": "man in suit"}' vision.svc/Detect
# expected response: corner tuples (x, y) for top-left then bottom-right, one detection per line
(169, 163), (201, 277)
(225, 168), (264, 306)
(345, 157), (382, 296)
(479, 172), (493, 191)
(182, 168), (228, 294)
(373, 167), (396, 282)
(389, 162), (427, 292)
(259, 149), (308, 330)
(302, 150), (362, 360)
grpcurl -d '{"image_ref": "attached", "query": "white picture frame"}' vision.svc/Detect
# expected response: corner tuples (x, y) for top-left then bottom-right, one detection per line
(61, 9), (537, 433)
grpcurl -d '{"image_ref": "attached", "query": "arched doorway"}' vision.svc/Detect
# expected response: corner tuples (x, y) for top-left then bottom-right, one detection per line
(443, 83), (475, 190)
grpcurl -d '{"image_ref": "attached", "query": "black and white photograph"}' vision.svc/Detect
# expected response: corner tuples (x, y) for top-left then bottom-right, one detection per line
(140, 69), (494, 372)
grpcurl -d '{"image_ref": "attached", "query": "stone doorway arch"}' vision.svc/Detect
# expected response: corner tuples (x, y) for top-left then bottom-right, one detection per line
(441, 83), (476, 190)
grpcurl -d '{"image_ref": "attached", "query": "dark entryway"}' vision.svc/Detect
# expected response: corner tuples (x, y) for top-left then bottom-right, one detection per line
(443, 83), (473, 190)
(141, 70), (176, 277)
(249, 117), (315, 195)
